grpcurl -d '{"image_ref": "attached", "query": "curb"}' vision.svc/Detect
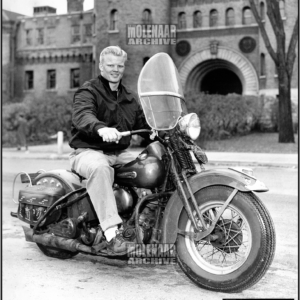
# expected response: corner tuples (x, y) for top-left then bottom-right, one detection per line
(2, 152), (297, 169)
(207, 161), (298, 169)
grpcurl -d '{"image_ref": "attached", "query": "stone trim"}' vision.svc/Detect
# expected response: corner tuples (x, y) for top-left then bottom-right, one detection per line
(178, 46), (259, 95)
(16, 52), (93, 64)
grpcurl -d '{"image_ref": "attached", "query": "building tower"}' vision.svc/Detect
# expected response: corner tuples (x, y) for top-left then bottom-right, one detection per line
(67, 0), (84, 13)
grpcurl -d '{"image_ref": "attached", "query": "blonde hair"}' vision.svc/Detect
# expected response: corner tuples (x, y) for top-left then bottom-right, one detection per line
(99, 46), (127, 64)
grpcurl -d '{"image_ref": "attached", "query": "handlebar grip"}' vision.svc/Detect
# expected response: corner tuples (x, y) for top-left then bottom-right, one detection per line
(119, 129), (152, 137)
(119, 131), (131, 137)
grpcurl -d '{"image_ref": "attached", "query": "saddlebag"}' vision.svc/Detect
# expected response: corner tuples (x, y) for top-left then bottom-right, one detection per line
(17, 185), (65, 226)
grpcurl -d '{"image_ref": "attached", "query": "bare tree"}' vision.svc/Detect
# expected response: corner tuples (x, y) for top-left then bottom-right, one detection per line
(249, 0), (298, 143)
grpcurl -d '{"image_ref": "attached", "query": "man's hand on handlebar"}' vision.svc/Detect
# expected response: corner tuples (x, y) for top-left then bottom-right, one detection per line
(97, 127), (122, 143)
(98, 128), (152, 143)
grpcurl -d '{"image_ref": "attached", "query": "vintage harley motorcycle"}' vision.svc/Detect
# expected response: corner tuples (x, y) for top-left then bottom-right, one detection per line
(11, 53), (275, 293)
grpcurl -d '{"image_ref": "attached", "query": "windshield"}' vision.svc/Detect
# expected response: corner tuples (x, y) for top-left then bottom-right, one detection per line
(137, 53), (187, 130)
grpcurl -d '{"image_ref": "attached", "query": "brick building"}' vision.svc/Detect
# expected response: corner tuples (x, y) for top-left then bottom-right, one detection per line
(2, 9), (24, 104)
(3, 0), (298, 105)
(4, 0), (95, 102)
(95, 0), (298, 102)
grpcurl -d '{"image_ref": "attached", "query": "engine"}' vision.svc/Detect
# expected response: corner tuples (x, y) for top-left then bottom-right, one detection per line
(113, 185), (158, 243)
(113, 184), (137, 217)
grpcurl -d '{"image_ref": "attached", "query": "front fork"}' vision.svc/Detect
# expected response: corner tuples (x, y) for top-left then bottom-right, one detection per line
(167, 148), (238, 241)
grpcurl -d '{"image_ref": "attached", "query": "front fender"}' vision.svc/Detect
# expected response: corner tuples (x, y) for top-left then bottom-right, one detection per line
(160, 168), (258, 245)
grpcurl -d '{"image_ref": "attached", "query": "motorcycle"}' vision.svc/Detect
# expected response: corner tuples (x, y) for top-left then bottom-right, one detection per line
(11, 53), (275, 293)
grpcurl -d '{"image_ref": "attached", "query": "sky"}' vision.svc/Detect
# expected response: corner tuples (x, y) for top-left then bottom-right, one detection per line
(2, 0), (94, 16)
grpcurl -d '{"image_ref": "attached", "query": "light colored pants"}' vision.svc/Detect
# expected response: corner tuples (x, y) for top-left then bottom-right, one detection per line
(69, 148), (136, 232)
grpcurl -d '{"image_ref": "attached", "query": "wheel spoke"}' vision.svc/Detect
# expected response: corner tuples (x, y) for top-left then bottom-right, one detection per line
(197, 240), (209, 251)
(185, 200), (253, 274)
(223, 231), (242, 246)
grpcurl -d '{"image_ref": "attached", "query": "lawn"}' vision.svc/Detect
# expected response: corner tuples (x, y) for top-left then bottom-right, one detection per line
(203, 132), (298, 154)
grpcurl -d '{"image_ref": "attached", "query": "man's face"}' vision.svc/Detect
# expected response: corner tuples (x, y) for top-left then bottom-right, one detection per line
(99, 53), (125, 84)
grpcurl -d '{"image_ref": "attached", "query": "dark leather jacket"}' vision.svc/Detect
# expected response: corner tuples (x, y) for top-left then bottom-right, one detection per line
(69, 75), (149, 151)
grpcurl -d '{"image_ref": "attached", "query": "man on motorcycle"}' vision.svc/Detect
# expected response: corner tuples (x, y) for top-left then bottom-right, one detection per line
(69, 46), (149, 254)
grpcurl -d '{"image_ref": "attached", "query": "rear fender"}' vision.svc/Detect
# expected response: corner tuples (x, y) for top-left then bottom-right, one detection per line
(160, 168), (260, 245)
(34, 170), (96, 220)
(34, 169), (84, 192)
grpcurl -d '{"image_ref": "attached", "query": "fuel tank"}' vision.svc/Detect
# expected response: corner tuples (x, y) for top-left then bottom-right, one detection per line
(114, 141), (167, 189)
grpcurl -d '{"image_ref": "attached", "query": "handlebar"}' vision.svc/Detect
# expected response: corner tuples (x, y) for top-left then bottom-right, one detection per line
(119, 129), (153, 137)
(118, 129), (168, 146)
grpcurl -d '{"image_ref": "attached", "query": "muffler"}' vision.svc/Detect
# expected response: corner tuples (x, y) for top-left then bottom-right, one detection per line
(22, 226), (92, 253)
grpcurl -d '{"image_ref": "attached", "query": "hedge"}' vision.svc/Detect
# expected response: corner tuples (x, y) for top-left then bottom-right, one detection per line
(3, 92), (264, 147)
(185, 93), (262, 144)
(3, 94), (73, 147)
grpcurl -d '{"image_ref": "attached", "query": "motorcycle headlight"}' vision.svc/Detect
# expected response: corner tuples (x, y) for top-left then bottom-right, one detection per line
(178, 113), (201, 140)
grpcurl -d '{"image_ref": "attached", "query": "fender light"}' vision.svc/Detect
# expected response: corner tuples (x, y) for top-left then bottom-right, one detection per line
(229, 167), (269, 192)
(229, 167), (255, 178)
(245, 179), (269, 192)
(178, 113), (201, 140)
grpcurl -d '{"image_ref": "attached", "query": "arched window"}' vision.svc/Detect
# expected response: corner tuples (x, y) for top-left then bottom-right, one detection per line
(178, 12), (187, 29)
(242, 7), (252, 25)
(260, 53), (266, 76)
(193, 10), (202, 28)
(279, 0), (285, 18)
(93, 14), (96, 34)
(142, 9), (152, 24)
(110, 9), (118, 30)
(226, 8), (235, 26)
(210, 9), (218, 27)
(260, 2), (265, 21)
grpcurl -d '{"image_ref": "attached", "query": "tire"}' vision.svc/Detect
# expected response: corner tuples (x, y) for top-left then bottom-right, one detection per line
(176, 185), (276, 293)
(29, 225), (79, 260)
(30, 174), (81, 259)
(36, 243), (79, 260)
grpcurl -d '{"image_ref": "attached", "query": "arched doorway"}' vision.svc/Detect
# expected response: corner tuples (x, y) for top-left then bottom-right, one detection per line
(201, 68), (243, 94)
(186, 58), (244, 95)
(201, 68), (242, 94)
(179, 46), (259, 95)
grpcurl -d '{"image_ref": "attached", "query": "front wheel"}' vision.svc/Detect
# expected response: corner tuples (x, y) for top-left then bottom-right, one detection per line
(176, 186), (276, 293)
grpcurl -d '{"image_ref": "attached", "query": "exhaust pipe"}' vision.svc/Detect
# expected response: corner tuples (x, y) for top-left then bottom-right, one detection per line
(22, 226), (92, 253)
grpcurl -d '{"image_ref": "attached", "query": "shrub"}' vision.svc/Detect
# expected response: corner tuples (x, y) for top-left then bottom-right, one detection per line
(185, 93), (262, 144)
(2, 102), (32, 146)
(2, 94), (73, 147)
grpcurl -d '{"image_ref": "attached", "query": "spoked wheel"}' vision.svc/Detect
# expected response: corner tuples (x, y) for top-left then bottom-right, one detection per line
(187, 204), (252, 275)
(36, 243), (79, 259)
(30, 225), (79, 260)
(176, 186), (276, 293)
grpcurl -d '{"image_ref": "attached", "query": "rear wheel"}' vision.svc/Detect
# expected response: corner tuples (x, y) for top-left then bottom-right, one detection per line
(36, 243), (79, 259)
(29, 225), (79, 259)
(176, 186), (276, 293)
(32, 174), (80, 259)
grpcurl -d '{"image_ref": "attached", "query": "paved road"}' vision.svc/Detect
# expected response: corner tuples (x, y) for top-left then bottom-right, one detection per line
(2, 158), (298, 300)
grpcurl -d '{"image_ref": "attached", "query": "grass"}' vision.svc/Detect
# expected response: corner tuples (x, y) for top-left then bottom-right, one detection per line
(203, 132), (298, 154)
